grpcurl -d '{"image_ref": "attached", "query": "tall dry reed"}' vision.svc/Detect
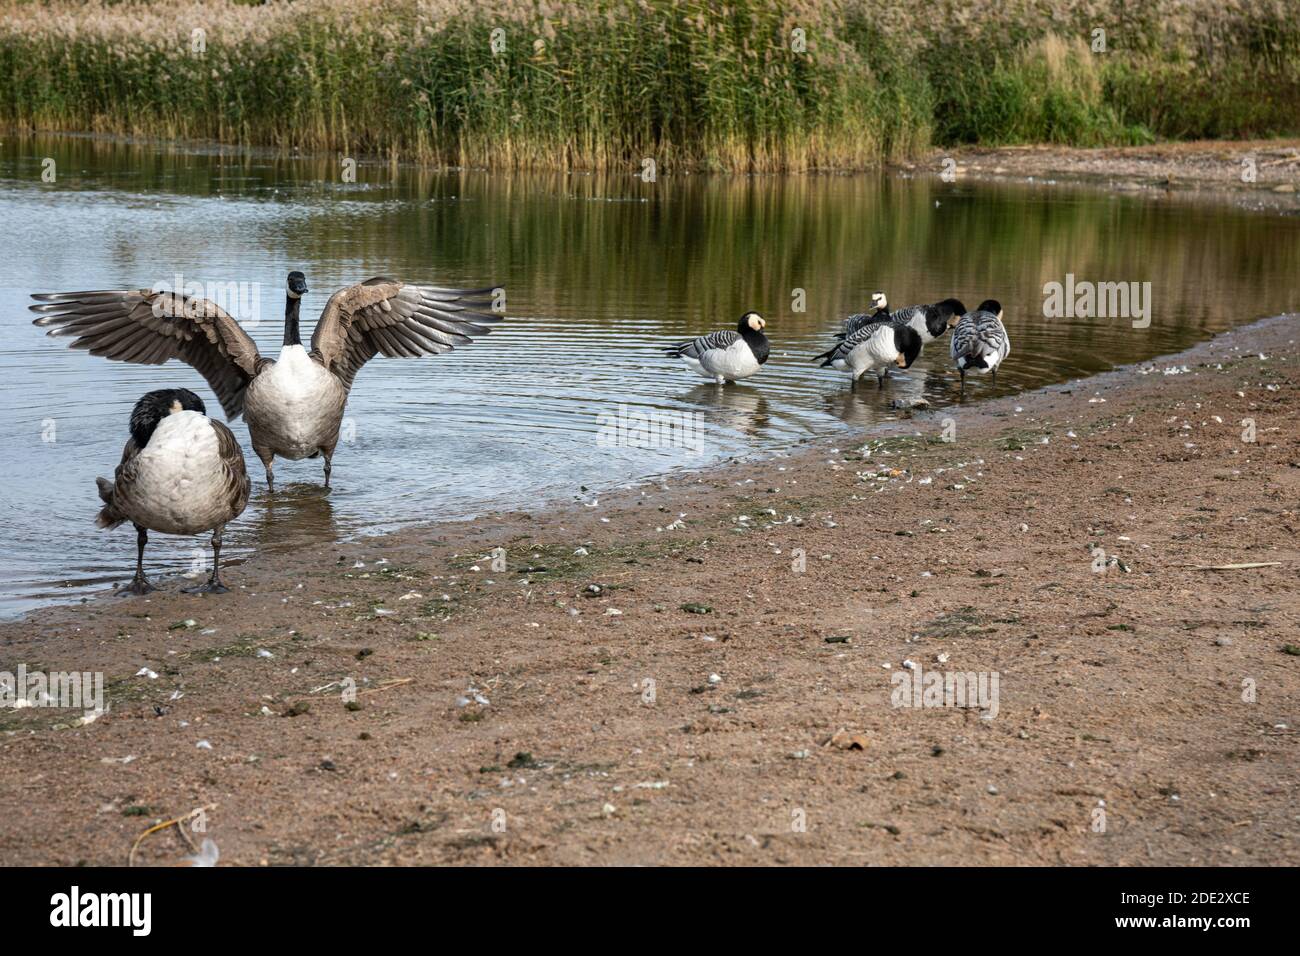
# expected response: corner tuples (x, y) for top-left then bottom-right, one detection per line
(1, 0), (1297, 170)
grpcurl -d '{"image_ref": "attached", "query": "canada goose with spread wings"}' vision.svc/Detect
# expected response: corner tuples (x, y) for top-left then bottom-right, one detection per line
(32, 272), (503, 491)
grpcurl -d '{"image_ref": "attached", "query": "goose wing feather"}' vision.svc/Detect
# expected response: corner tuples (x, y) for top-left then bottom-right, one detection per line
(815, 319), (892, 366)
(210, 419), (252, 520)
(31, 290), (263, 419)
(950, 311), (1009, 361)
(310, 277), (501, 391)
(94, 437), (141, 530)
(666, 329), (739, 359)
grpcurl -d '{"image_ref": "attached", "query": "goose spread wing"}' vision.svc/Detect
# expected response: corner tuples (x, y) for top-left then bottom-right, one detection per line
(31, 290), (263, 419)
(310, 278), (501, 391)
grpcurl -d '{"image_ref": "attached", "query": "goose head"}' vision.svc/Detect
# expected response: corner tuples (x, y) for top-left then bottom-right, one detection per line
(739, 311), (766, 333)
(286, 271), (309, 299)
(284, 271), (309, 345)
(976, 299), (1004, 321)
(937, 298), (968, 331)
(871, 291), (888, 311)
(129, 387), (206, 448)
(893, 324), (923, 368)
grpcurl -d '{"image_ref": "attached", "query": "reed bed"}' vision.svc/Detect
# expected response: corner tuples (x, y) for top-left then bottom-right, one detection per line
(1, 0), (1298, 171)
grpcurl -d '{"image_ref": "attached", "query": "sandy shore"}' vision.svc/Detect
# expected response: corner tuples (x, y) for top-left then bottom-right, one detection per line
(908, 140), (1300, 213)
(1, 303), (1296, 865)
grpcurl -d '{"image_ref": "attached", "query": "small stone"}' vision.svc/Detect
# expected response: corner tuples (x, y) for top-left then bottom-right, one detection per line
(829, 728), (869, 751)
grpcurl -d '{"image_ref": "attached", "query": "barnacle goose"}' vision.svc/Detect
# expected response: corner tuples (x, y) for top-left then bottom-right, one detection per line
(95, 389), (251, 595)
(950, 300), (1011, 394)
(813, 319), (923, 387)
(666, 311), (769, 385)
(838, 297), (966, 343)
(836, 291), (891, 339)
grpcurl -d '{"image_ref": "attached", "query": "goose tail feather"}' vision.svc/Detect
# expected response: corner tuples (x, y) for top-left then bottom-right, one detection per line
(812, 345), (838, 366)
(94, 477), (126, 529)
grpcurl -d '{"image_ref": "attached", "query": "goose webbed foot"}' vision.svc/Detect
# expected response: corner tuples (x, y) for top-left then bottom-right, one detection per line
(183, 526), (229, 594)
(120, 574), (155, 596)
(182, 579), (229, 595)
(121, 524), (154, 595)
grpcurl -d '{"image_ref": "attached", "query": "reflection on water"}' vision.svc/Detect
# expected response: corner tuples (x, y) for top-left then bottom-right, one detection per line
(247, 487), (339, 555)
(1, 133), (1298, 615)
(682, 385), (773, 439)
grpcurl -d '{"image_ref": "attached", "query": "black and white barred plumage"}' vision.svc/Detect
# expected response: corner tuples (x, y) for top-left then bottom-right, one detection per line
(666, 311), (769, 384)
(950, 300), (1010, 392)
(813, 318), (923, 386)
(839, 298), (966, 343)
(838, 291), (890, 339)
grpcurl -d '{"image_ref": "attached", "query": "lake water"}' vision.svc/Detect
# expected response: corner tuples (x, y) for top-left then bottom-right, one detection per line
(2, 133), (1298, 616)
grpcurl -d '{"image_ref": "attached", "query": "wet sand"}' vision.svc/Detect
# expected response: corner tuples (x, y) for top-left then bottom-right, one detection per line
(911, 139), (1300, 213)
(1, 308), (1296, 865)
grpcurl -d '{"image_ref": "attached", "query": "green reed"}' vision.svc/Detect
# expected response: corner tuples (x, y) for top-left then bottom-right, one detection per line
(1, 0), (1297, 170)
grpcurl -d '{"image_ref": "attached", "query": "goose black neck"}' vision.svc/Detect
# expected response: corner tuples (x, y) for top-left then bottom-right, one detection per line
(283, 296), (302, 346)
(739, 325), (770, 364)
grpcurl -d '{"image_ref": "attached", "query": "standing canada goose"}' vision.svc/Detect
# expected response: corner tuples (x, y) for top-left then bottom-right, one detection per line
(814, 319), (923, 387)
(96, 388), (251, 595)
(836, 291), (891, 339)
(31, 272), (501, 491)
(666, 311), (769, 385)
(838, 297), (966, 343)
(950, 299), (1011, 395)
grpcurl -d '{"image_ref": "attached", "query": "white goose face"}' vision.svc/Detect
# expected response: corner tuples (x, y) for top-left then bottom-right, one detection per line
(745, 312), (766, 332)
(871, 292), (888, 310)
